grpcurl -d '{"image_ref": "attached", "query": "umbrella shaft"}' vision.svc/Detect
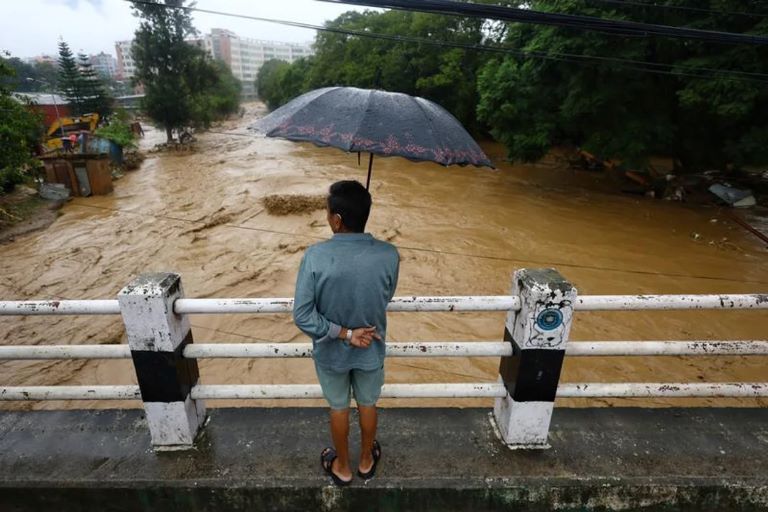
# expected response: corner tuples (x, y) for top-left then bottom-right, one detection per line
(366, 153), (374, 190)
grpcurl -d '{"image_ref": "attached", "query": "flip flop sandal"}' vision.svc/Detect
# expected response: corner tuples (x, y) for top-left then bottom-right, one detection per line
(321, 447), (352, 487)
(357, 439), (381, 480)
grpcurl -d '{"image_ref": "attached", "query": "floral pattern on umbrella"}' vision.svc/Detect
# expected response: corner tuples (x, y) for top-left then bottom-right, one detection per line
(251, 87), (493, 169)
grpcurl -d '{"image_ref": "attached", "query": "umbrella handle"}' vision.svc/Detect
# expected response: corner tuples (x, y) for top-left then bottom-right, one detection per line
(366, 153), (374, 190)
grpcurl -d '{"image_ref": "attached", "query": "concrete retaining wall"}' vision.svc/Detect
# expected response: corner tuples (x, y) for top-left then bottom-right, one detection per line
(0, 408), (766, 511)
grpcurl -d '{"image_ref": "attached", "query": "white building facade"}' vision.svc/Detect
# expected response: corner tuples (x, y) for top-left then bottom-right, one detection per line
(115, 30), (313, 98)
(204, 29), (313, 99)
(115, 40), (137, 80)
(90, 52), (118, 78)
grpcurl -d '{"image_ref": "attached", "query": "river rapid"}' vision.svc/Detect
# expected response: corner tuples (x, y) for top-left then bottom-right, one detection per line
(1, 103), (766, 410)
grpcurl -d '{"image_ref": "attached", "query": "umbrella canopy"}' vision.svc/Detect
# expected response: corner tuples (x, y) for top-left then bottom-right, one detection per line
(250, 87), (492, 188)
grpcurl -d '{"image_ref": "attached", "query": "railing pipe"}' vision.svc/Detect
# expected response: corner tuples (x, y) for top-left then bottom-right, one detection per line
(566, 340), (768, 356)
(190, 383), (506, 400)
(0, 385), (140, 400)
(1, 382), (766, 401)
(174, 294), (768, 313)
(184, 342), (513, 358)
(173, 295), (521, 314)
(190, 382), (768, 400)
(1, 294), (766, 316)
(557, 382), (768, 398)
(0, 345), (132, 359)
(576, 294), (768, 311)
(0, 300), (120, 316)
(2, 340), (767, 360)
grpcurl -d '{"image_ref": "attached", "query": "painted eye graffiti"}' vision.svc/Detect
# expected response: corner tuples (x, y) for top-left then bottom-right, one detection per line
(536, 309), (563, 331)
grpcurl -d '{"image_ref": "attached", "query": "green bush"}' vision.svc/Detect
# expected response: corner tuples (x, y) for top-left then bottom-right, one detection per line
(95, 119), (136, 149)
(0, 55), (45, 194)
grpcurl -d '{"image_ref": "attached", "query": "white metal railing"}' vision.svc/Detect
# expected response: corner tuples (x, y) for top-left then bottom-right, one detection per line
(2, 340), (768, 360)
(1, 293), (767, 316)
(1, 269), (767, 449)
(0, 385), (141, 400)
(2, 382), (767, 401)
(189, 382), (768, 400)
(0, 300), (121, 315)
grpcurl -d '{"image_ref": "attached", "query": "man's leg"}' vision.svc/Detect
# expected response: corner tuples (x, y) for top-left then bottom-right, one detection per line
(357, 405), (377, 472)
(329, 408), (353, 479)
(352, 366), (385, 472)
(316, 363), (353, 481)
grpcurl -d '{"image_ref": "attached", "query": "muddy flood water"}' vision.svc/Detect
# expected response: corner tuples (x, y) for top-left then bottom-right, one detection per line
(1, 103), (767, 410)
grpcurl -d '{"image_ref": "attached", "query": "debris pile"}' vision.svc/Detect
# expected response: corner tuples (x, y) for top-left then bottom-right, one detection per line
(263, 194), (326, 216)
(122, 150), (145, 171)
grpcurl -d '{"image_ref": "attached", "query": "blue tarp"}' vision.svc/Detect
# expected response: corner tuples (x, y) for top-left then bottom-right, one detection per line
(86, 136), (123, 165)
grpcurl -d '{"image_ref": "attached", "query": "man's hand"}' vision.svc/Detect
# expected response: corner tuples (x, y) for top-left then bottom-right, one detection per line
(350, 327), (381, 348)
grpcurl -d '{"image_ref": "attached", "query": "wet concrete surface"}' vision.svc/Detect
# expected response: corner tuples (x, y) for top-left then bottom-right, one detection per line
(0, 407), (766, 511)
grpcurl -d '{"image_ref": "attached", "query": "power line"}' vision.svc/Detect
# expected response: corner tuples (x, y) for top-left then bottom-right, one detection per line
(580, 0), (768, 20)
(124, 0), (768, 83)
(318, 0), (768, 45)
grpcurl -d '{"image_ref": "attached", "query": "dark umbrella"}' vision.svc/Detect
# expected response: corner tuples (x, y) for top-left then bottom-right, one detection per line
(250, 87), (493, 189)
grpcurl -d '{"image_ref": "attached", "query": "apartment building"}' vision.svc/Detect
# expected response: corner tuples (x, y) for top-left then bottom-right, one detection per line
(25, 55), (57, 66)
(115, 29), (313, 98)
(114, 40), (137, 80)
(204, 29), (313, 99)
(90, 52), (118, 78)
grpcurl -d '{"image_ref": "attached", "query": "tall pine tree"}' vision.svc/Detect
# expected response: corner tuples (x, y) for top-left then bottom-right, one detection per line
(57, 40), (85, 114)
(78, 53), (112, 118)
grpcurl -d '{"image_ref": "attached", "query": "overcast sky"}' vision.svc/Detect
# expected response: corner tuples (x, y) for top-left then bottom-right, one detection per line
(1, 0), (374, 58)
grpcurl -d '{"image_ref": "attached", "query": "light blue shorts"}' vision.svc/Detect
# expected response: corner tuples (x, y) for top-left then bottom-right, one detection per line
(315, 363), (385, 410)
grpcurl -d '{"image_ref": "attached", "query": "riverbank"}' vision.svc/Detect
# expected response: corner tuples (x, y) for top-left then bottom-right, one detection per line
(0, 187), (62, 245)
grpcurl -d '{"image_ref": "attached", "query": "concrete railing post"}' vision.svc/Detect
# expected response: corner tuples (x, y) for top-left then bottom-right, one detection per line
(118, 273), (205, 450)
(493, 268), (577, 448)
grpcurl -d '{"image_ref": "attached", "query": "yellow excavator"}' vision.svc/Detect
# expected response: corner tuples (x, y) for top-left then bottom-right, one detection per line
(45, 113), (100, 151)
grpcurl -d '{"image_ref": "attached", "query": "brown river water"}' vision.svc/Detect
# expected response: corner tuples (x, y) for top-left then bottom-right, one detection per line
(1, 103), (766, 410)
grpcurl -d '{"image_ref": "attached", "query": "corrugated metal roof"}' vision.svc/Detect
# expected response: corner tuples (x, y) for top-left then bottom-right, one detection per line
(12, 92), (68, 106)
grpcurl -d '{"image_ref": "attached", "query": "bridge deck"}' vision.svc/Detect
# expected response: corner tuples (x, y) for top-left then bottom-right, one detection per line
(0, 407), (766, 511)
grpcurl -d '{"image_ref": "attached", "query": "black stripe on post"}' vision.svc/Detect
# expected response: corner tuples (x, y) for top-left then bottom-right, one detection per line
(499, 327), (565, 403)
(130, 331), (198, 403)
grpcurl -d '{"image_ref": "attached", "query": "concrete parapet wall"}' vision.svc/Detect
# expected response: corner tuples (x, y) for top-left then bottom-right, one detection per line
(0, 407), (766, 511)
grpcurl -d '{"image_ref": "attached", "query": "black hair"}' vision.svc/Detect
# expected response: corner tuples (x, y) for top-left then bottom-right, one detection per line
(327, 180), (372, 233)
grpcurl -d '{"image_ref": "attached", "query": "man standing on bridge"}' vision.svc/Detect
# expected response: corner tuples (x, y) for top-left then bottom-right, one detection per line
(293, 180), (400, 486)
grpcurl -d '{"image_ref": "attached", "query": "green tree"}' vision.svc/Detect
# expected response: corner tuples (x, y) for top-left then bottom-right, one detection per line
(57, 40), (85, 114)
(0, 56), (44, 193)
(131, 0), (240, 141)
(309, 9), (488, 133)
(476, 0), (768, 170)
(131, 0), (199, 142)
(186, 58), (241, 129)
(279, 57), (314, 106)
(259, 10), (488, 132)
(34, 61), (60, 91)
(0, 57), (59, 92)
(77, 53), (112, 118)
(256, 59), (292, 109)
